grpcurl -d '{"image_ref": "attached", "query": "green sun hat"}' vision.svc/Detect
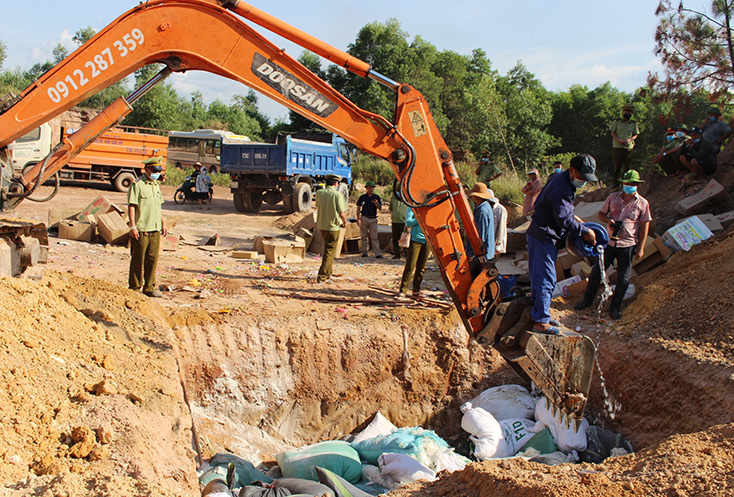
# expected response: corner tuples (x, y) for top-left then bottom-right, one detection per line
(621, 169), (644, 184)
(365, 180), (376, 187)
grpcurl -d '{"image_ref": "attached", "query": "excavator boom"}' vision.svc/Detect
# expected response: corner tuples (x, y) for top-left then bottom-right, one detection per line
(0, 0), (595, 424)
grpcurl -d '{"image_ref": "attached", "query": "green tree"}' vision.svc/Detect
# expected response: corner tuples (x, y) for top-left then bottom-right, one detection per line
(0, 39), (7, 71)
(123, 64), (187, 130)
(651, 0), (734, 102)
(73, 26), (96, 46)
(495, 62), (558, 171)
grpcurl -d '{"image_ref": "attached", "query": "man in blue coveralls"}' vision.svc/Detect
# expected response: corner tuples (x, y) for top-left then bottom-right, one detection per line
(526, 154), (598, 333)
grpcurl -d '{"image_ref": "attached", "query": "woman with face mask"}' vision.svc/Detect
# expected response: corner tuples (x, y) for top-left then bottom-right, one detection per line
(574, 169), (651, 321)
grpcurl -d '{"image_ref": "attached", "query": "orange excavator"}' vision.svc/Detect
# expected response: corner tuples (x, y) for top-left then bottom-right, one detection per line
(0, 0), (595, 427)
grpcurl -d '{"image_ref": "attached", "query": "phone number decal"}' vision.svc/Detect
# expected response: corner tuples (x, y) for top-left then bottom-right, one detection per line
(47, 29), (145, 103)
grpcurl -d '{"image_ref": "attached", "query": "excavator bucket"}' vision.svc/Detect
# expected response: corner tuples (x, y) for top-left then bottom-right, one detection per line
(497, 329), (597, 430)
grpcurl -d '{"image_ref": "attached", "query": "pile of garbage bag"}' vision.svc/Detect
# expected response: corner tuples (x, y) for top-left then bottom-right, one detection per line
(199, 384), (634, 496)
(199, 412), (469, 496)
(460, 384), (633, 465)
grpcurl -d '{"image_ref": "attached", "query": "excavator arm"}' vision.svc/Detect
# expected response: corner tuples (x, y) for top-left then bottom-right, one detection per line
(0, 0), (595, 426)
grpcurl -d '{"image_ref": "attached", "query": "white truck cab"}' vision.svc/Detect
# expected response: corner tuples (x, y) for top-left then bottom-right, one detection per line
(10, 123), (52, 173)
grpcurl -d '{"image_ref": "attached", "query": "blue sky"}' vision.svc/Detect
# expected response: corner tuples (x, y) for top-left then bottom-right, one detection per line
(0, 0), (713, 122)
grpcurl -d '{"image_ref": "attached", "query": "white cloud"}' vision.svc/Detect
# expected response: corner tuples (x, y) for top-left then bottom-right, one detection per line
(30, 30), (76, 64)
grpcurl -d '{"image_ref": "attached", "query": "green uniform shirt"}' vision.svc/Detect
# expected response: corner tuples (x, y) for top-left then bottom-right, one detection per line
(672, 134), (691, 148)
(127, 177), (164, 232)
(477, 161), (502, 185)
(610, 119), (640, 150)
(390, 196), (407, 224)
(316, 186), (347, 232)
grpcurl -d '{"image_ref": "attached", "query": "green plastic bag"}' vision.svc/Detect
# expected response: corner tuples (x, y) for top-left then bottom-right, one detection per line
(519, 427), (558, 455)
(276, 441), (362, 484)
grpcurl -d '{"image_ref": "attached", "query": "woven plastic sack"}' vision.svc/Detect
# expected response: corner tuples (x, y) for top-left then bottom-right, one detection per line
(351, 412), (397, 444)
(460, 385), (535, 421)
(200, 453), (272, 489)
(350, 427), (449, 468)
(273, 477), (335, 497)
(276, 441), (362, 484)
(378, 453), (436, 485)
(239, 486), (291, 497)
(535, 397), (589, 452)
(314, 467), (374, 497)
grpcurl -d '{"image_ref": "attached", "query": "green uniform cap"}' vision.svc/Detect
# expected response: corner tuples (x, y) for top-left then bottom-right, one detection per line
(325, 174), (341, 181)
(676, 124), (689, 132)
(142, 156), (164, 166)
(365, 180), (376, 187)
(709, 106), (722, 116)
(621, 169), (644, 184)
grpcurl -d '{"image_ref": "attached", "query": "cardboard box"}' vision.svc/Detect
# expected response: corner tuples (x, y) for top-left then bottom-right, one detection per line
(676, 179), (732, 216)
(342, 238), (362, 254)
(333, 228), (347, 259)
(77, 196), (119, 222)
(661, 216), (714, 252)
(96, 211), (129, 245)
(295, 227), (314, 251)
(573, 201), (606, 224)
(506, 230), (527, 253)
(344, 218), (360, 239)
(555, 258), (566, 282)
(161, 233), (180, 251)
(553, 275), (582, 299)
(653, 236), (672, 261)
(254, 236), (275, 254)
(496, 255), (527, 275)
(263, 239), (305, 263)
(631, 236), (658, 268)
(233, 250), (259, 259)
(715, 210), (734, 229)
(557, 249), (583, 270)
(59, 220), (95, 242)
(48, 208), (81, 229)
(566, 279), (588, 296)
(633, 251), (665, 274)
(571, 261), (593, 279)
(291, 212), (317, 233)
(676, 213), (723, 233)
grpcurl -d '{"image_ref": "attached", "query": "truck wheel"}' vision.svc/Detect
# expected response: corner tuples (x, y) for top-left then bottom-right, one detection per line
(337, 182), (349, 203)
(233, 193), (246, 212)
(243, 190), (263, 212)
(292, 183), (312, 212)
(282, 195), (294, 214)
(114, 172), (136, 192)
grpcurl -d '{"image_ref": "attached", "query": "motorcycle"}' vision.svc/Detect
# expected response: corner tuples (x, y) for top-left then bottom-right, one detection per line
(174, 175), (214, 204)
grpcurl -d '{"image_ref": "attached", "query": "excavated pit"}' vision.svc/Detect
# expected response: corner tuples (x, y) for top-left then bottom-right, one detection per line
(1, 234), (733, 496)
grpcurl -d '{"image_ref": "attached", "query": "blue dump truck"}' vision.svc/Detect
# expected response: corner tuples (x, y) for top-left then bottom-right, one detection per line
(221, 134), (352, 213)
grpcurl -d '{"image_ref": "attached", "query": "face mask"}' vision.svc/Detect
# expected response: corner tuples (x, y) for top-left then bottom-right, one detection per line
(666, 135), (675, 142)
(571, 178), (587, 189)
(150, 172), (161, 180)
(554, 168), (562, 173)
(623, 113), (632, 120)
(710, 116), (717, 122)
(676, 131), (684, 138)
(623, 185), (637, 195)
(694, 138), (701, 143)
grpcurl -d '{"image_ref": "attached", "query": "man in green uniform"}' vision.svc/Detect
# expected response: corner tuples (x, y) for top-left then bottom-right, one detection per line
(389, 189), (407, 259)
(316, 174), (347, 283)
(127, 156), (168, 297)
(475, 150), (502, 187)
(610, 104), (640, 184)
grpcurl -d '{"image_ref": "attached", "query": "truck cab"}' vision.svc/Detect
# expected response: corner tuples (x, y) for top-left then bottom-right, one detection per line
(222, 133), (352, 214)
(10, 123), (52, 174)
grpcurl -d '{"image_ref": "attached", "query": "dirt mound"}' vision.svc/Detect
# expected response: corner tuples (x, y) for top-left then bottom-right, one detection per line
(388, 422), (734, 497)
(0, 272), (197, 496)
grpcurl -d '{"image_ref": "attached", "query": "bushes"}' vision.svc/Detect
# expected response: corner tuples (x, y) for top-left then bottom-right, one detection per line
(163, 167), (231, 187)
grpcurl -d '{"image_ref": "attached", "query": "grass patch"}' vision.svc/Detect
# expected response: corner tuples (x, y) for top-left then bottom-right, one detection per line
(163, 167), (231, 187)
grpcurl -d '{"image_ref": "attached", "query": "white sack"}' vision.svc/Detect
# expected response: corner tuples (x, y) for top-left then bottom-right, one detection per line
(460, 384), (535, 420)
(535, 397), (589, 452)
(432, 448), (468, 473)
(351, 412), (398, 443)
(495, 418), (539, 458)
(378, 453), (436, 485)
(461, 407), (502, 459)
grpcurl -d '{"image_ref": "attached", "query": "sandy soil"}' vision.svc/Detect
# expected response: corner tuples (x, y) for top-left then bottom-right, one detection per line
(1, 177), (733, 496)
